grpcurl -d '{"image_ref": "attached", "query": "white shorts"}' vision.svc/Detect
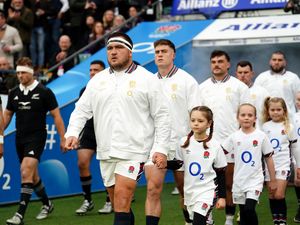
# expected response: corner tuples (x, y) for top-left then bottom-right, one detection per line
(99, 159), (144, 187)
(265, 170), (290, 181)
(232, 190), (260, 205)
(187, 201), (212, 219)
(144, 150), (184, 171)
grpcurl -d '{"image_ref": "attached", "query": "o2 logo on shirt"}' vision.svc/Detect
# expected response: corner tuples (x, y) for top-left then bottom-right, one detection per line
(189, 162), (204, 180)
(0, 157), (11, 190)
(241, 151), (255, 167)
(297, 127), (300, 137)
(270, 138), (281, 152)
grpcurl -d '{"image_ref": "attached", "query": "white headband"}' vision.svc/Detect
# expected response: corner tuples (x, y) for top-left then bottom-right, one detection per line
(16, 66), (34, 74)
(107, 37), (133, 51)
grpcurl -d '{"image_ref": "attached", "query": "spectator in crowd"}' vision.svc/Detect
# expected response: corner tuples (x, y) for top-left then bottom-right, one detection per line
(69, 0), (97, 51)
(0, 9), (22, 68)
(284, 0), (300, 14)
(235, 60), (270, 126)
(49, 35), (78, 80)
(29, 0), (48, 73)
(112, 14), (129, 33)
(88, 21), (105, 54)
(127, 5), (143, 29)
(102, 9), (114, 33)
(0, 56), (18, 94)
(7, 0), (34, 57)
(82, 15), (95, 47)
(254, 50), (300, 116)
(44, 0), (69, 67)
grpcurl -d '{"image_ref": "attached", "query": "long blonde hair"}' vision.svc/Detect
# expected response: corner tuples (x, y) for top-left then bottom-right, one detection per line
(262, 97), (290, 133)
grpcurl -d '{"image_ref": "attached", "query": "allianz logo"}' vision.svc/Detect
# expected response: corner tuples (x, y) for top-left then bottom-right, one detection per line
(220, 22), (300, 31)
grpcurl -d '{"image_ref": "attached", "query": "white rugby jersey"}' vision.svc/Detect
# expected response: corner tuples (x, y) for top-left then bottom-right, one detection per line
(240, 84), (270, 127)
(65, 64), (171, 162)
(157, 66), (200, 152)
(255, 70), (300, 114)
(199, 75), (248, 143)
(262, 121), (298, 170)
(222, 129), (273, 193)
(177, 137), (227, 206)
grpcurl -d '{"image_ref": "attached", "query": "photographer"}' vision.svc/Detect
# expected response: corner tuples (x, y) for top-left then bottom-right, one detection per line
(284, 0), (300, 14)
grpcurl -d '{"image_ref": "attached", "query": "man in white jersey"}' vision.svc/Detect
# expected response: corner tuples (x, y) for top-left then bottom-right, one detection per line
(65, 32), (171, 225)
(236, 60), (270, 126)
(145, 39), (200, 225)
(199, 50), (248, 225)
(255, 51), (300, 115)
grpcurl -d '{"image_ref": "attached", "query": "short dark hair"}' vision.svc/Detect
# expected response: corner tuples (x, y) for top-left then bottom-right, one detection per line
(107, 32), (133, 48)
(236, 60), (253, 71)
(153, 39), (176, 53)
(16, 57), (33, 68)
(91, 60), (105, 69)
(210, 50), (230, 62)
(271, 50), (286, 60)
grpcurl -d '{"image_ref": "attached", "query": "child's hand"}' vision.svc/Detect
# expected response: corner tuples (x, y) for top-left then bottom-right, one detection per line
(268, 180), (277, 194)
(215, 198), (226, 209)
(297, 168), (300, 180)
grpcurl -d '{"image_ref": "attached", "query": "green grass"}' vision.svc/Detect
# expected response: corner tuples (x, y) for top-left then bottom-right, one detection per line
(0, 183), (298, 225)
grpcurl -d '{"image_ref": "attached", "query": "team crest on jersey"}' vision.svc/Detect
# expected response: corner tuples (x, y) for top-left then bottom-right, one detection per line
(31, 93), (40, 99)
(237, 141), (241, 146)
(204, 151), (210, 159)
(281, 129), (286, 135)
(281, 170), (286, 176)
(231, 153), (234, 159)
(201, 203), (208, 210)
(251, 94), (257, 100)
(255, 190), (260, 196)
(128, 166), (135, 173)
(253, 140), (258, 147)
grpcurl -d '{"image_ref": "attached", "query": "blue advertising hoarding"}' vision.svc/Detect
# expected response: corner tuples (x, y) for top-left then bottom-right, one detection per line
(0, 20), (211, 204)
(172, 0), (288, 18)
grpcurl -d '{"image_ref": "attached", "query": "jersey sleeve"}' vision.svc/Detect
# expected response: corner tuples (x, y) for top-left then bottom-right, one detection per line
(214, 143), (227, 169)
(6, 90), (16, 112)
(289, 123), (300, 167)
(261, 133), (274, 157)
(45, 88), (59, 111)
(176, 137), (186, 161)
(221, 134), (234, 155)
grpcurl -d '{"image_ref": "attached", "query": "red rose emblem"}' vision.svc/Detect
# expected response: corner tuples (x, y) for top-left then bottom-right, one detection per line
(281, 130), (286, 135)
(201, 203), (208, 210)
(128, 166), (135, 173)
(253, 140), (258, 147)
(204, 151), (210, 159)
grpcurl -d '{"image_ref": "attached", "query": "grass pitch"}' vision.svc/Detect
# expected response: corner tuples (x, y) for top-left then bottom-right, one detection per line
(0, 183), (298, 225)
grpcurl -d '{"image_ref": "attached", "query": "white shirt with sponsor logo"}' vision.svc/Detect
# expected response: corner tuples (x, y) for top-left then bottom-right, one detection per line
(262, 120), (298, 171)
(156, 67), (200, 153)
(199, 75), (248, 143)
(65, 64), (171, 162)
(255, 70), (300, 114)
(222, 129), (273, 193)
(177, 136), (227, 206)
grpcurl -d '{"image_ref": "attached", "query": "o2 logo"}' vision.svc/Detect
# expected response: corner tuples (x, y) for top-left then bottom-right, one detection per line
(270, 138), (281, 152)
(0, 157), (11, 190)
(297, 127), (300, 137)
(189, 162), (204, 180)
(241, 151), (255, 167)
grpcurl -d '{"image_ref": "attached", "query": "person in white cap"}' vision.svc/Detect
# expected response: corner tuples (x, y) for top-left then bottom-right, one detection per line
(4, 57), (66, 225)
(65, 32), (171, 225)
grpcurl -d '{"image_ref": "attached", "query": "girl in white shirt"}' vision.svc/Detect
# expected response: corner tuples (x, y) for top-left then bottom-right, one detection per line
(222, 103), (276, 225)
(177, 106), (227, 225)
(262, 97), (300, 225)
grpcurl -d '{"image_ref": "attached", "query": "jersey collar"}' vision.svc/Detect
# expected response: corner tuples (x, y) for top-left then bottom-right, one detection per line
(157, 65), (178, 79)
(211, 74), (230, 83)
(19, 80), (38, 95)
(109, 62), (138, 75)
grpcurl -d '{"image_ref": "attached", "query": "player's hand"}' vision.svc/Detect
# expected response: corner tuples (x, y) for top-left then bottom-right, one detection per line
(296, 168), (300, 180)
(215, 198), (226, 209)
(65, 136), (78, 151)
(0, 144), (3, 158)
(268, 180), (277, 194)
(60, 136), (67, 152)
(152, 152), (167, 169)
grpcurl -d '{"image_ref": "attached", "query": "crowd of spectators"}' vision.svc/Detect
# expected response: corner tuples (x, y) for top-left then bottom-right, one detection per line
(0, 0), (169, 84)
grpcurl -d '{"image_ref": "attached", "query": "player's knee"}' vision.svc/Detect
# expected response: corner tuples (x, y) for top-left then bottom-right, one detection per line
(77, 159), (89, 171)
(20, 167), (33, 181)
(274, 192), (285, 199)
(147, 180), (163, 199)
